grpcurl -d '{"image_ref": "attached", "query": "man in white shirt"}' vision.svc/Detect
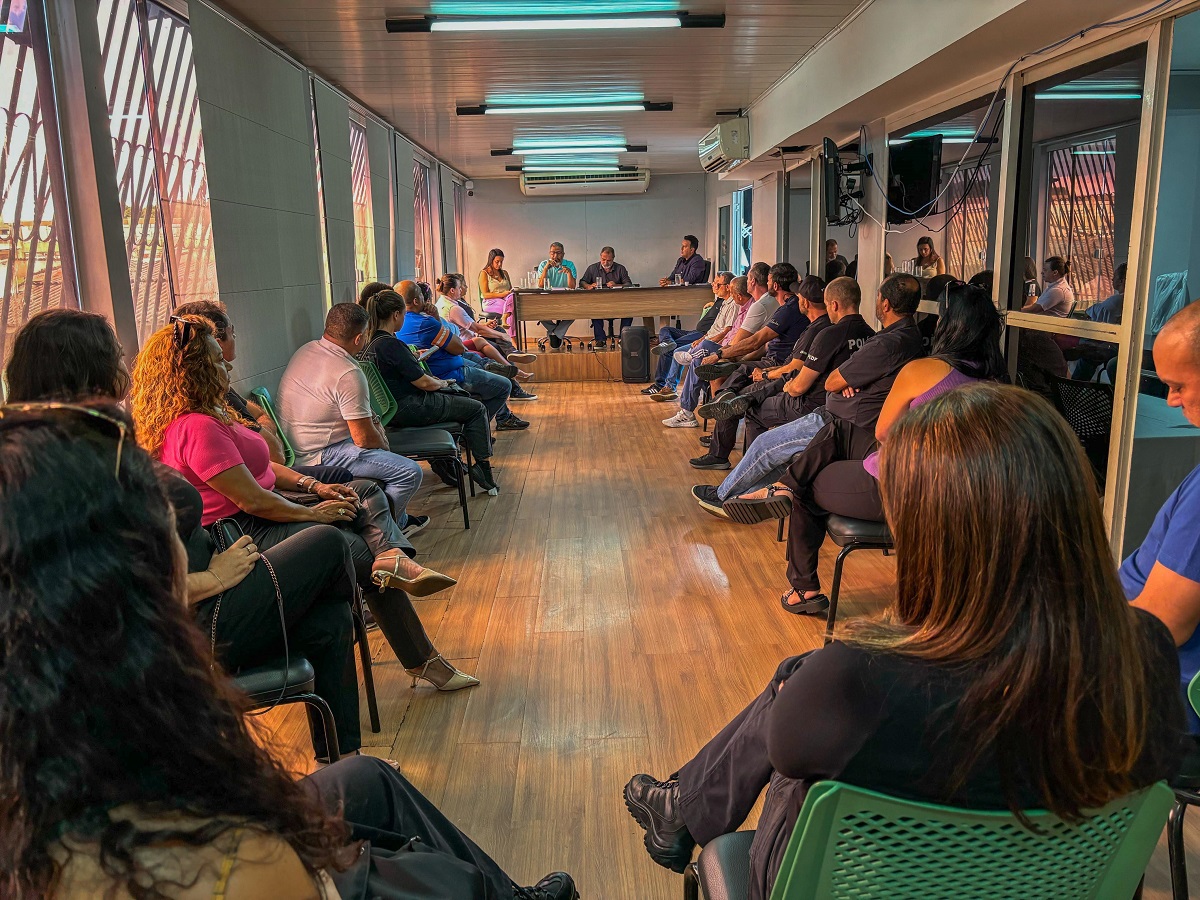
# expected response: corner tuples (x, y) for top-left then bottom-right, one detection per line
(276, 302), (424, 532)
(536, 241), (578, 349)
(1021, 256), (1075, 317)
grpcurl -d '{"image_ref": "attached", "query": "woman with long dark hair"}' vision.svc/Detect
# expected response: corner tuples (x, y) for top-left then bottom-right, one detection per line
(0, 404), (576, 900)
(725, 282), (1006, 612)
(478, 248), (515, 330)
(912, 235), (945, 278)
(625, 385), (1183, 899)
(130, 316), (477, 693)
(4, 312), (365, 761)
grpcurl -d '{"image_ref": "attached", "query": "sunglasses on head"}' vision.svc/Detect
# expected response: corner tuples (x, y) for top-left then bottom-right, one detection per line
(169, 315), (198, 350)
(0, 403), (128, 480)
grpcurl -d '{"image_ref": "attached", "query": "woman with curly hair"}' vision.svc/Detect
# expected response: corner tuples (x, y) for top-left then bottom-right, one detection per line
(130, 315), (477, 693)
(4, 312), (364, 760)
(0, 404), (577, 900)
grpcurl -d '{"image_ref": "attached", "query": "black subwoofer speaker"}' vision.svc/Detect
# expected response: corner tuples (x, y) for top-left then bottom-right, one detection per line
(620, 325), (651, 383)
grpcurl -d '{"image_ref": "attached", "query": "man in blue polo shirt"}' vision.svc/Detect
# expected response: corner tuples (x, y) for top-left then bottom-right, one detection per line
(536, 241), (578, 350)
(394, 280), (527, 431)
(1126, 299), (1200, 733)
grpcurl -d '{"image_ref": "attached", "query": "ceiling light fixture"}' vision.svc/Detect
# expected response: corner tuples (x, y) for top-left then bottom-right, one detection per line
(508, 164), (637, 173)
(459, 102), (671, 116)
(387, 12), (725, 33)
(1033, 92), (1142, 100)
(491, 144), (647, 156)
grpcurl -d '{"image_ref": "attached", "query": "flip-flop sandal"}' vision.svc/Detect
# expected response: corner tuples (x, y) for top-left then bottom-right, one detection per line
(780, 588), (830, 615)
(724, 485), (794, 525)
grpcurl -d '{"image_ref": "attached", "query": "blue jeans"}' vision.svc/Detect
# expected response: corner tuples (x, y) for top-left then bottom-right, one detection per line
(716, 411), (829, 501)
(318, 440), (422, 541)
(462, 365), (511, 422)
(655, 327), (702, 387)
(679, 340), (722, 412)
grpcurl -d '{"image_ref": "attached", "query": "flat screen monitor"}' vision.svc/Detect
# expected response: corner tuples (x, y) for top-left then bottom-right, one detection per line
(822, 137), (841, 225)
(887, 135), (943, 224)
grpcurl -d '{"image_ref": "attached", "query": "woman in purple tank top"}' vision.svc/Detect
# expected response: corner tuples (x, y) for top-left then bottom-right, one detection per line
(725, 282), (1006, 614)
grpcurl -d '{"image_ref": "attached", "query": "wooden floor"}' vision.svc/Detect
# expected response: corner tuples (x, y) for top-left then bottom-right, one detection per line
(259, 380), (1194, 900)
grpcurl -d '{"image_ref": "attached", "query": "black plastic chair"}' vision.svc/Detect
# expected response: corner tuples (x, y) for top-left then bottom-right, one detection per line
(235, 657), (340, 761)
(351, 586), (381, 733)
(386, 425), (471, 529)
(1168, 737), (1200, 899)
(684, 831), (752, 900)
(1047, 374), (1113, 493)
(823, 514), (894, 644)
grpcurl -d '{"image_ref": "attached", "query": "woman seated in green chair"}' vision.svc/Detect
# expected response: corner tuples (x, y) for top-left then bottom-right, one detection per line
(624, 383), (1185, 900)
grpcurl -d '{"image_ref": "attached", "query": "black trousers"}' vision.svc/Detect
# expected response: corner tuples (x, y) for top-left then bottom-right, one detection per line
(392, 390), (492, 460)
(780, 418), (879, 593)
(675, 653), (814, 900)
(308, 756), (516, 900)
(230, 504), (435, 671)
(591, 317), (633, 343)
(744, 391), (818, 449)
(195, 523), (361, 758)
(711, 379), (786, 460)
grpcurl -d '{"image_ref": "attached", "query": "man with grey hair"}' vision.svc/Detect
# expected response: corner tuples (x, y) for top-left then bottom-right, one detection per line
(581, 245), (634, 348)
(536, 240), (577, 350)
(1126, 299), (1200, 734)
(644, 272), (733, 396)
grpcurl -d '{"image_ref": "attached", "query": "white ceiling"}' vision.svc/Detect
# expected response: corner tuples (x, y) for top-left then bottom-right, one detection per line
(210, 0), (867, 178)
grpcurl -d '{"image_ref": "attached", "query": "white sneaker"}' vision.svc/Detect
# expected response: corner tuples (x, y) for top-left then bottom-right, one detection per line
(663, 410), (699, 428)
(674, 349), (695, 366)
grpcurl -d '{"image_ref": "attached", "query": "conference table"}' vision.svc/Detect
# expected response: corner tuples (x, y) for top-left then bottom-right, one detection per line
(512, 284), (713, 350)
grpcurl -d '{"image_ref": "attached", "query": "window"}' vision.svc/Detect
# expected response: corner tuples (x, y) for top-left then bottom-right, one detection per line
(718, 204), (730, 272)
(1045, 139), (1117, 308)
(453, 179), (465, 276)
(413, 158), (432, 282)
(0, 7), (74, 366)
(731, 187), (752, 274)
(97, 0), (218, 343)
(945, 164), (992, 281)
(348, 117), (376, 290)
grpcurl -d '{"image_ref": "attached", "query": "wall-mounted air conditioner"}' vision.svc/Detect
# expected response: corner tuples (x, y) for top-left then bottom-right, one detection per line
(700, 118), (749, 174)
(519, 169), (651, 196)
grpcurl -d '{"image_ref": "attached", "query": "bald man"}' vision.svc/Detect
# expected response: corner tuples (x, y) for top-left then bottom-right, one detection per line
(1126, 299), (1200, 732)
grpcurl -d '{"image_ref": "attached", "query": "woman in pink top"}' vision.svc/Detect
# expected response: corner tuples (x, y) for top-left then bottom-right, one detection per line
(724, 283), (1006, 615)
(131, 316), (478, 693)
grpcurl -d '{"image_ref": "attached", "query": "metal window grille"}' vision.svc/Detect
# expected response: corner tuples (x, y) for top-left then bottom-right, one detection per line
(0, 14), (74, 367)
(1045, 138), (1116, 308)
(349, 118), (375, 289)
(946, 164), (992, 281)
(413, 159), (431, 282)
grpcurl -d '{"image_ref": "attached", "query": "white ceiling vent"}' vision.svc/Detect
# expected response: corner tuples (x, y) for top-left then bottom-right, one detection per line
(519, 169), (650, 196)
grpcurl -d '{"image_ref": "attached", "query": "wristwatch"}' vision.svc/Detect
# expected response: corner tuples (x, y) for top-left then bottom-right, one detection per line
(715, 348), (723, 360)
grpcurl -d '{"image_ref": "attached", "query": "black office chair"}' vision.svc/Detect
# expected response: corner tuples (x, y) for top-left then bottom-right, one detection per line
(386, 425), (472, 529)
(1047, 374), (1113, 493)
(1168, 741), (1200, 900)
(235, 657), (341, 762)
(823, 514), (894, 643)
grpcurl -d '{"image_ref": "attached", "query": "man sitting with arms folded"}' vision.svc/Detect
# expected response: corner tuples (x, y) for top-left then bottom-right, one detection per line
(691, 274), (923, 515)
(580, 245), (633, 348)
(694, 262), (804, 380)
(1125, 299), (1200, 739)
(661, 276), (754, 427)
(536, 241), (578, 350)
(395, 280), (529, 432)
(659, 234), (707, 286)
(691, 276), (869, 471)
(644, 272), (731, 397)
(275, 303), (430, 535)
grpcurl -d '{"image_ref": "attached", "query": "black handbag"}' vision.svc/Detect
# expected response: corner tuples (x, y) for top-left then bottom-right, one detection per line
(209, 518), (289, 709)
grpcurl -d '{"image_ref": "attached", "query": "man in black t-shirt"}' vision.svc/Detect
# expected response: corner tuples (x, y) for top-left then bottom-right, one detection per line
(690, 277), (835, 469)
(744, 278), (876, 448)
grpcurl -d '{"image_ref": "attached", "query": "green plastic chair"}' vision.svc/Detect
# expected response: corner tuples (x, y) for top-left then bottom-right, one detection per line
(358, 360), (398, 427)
(686, 780), (1174, 900)
(247, 386), (295, 467)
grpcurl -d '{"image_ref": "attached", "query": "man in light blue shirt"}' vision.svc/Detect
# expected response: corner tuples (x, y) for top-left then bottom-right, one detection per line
(536, 241), (577, 350)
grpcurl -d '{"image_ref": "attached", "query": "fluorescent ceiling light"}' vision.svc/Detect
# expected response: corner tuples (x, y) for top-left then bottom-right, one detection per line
(515, 145), (630, 155)
(489, 104), (644, 115)
(1072, 149), (1116, 155)
(1033, 92), (1142, 100)
(522, 165), (621, 173)
(388, 12), (725, 33)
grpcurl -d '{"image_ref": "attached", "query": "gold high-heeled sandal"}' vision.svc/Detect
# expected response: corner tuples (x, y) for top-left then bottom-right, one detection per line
(406, 654), (480, 691)
(371, 550), (457, 598)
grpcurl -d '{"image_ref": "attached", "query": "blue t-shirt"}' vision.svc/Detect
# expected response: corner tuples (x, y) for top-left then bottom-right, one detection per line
(396, 313), (464, 382)
(537, 259), (577, 288)
(1120, 461), (1200, 732)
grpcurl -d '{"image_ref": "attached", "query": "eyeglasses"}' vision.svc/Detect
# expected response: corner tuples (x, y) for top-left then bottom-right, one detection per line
(0, 403), (127, 480)
(169, 315), (197, 350)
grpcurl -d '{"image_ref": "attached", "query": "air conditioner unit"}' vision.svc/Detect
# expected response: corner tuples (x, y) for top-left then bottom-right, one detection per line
(519, 169), (650, 196)
(700, 118), (750, 173)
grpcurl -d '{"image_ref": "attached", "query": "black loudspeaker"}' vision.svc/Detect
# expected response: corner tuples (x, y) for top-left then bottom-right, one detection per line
(621, 326), (651, 383)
